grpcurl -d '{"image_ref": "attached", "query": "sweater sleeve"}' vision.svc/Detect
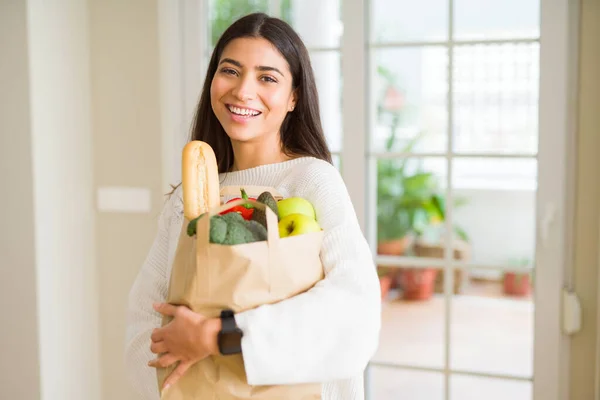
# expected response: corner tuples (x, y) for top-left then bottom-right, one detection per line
(124, 193), (176, 399)
(234, 162), (382, 385)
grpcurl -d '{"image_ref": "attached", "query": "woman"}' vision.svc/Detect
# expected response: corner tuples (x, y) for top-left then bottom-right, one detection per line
(125, 12), (381, 399)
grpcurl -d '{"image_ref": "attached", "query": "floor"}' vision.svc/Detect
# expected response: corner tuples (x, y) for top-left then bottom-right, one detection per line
(368, 280), (534, 400)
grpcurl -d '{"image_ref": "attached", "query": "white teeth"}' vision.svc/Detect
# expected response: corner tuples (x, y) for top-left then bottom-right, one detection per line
(228, 105), (260, 116)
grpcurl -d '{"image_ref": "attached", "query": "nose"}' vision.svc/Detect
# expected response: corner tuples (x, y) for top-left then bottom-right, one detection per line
(231, 75), (256, 102)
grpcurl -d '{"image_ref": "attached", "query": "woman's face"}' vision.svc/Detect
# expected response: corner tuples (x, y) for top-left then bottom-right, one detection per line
(210, 37), (296, 144)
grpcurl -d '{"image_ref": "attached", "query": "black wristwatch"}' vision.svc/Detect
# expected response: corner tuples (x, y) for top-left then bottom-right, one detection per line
(217, 309), (243, 355)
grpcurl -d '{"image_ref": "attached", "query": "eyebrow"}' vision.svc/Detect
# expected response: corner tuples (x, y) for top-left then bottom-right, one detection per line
(219, 58), (285, 77)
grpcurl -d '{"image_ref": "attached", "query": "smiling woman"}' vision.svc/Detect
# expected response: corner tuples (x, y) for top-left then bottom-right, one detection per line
(210, 38), (297, 150)
(125, 12), (381, 400)
(192, 13), (332, 173)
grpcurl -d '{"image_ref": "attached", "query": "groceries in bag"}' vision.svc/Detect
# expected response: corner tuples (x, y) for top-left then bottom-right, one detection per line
(187, 186), (322, 242)
(157, 140), (324, 399)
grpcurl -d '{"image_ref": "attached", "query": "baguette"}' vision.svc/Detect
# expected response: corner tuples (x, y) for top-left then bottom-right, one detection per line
(181, 140), (220, 220)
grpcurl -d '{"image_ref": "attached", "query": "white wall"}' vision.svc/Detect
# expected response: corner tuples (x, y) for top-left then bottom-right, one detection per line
(0, 2), (41, 398)
(3, 1), (163, 398)
(26, 0), (102, 399)
(571, 0), (600, 397)
(455, 188), (536, 273)
(89, 1), (164, 398)
(1, 1), (101, 399)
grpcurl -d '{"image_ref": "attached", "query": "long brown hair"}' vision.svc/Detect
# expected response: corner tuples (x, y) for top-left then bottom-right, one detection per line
(189, 12), (332, 173)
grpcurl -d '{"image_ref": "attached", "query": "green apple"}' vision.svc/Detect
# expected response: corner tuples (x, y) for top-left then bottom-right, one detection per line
(277, 197), (316, 220)
(278, 213), (321, 237)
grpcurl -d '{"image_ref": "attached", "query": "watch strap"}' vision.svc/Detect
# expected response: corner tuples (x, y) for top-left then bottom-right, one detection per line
(220, 309), (237, 331)
(218, 309), (243, 355)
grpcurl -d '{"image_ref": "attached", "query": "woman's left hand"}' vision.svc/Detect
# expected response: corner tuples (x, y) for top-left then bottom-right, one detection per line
(149, 302), (221, 390)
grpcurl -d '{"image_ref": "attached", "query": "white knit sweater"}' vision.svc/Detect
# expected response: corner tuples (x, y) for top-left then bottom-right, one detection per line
(125, 156), (382, 399)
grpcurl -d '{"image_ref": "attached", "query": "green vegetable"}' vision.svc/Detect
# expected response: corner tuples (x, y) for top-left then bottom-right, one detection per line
(221, 211), (245, 224)
(187, 213), (206, 236)
(244, 220), (268, 241)
(208, 215), (228, 244)
(251, 191), (279, 228)
(222, 220), (256, 245)
(186, 211), (268, 245)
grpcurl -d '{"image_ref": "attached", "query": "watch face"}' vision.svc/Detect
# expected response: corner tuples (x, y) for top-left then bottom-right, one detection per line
(218, 330), (243, 355)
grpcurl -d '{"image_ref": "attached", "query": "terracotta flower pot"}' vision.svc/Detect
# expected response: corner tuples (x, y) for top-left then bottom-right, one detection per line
(379, 275), (394, 301)
(377, 236), (414, 291)
(377, 236), (413, 256)
(398, 268), (438, 301)
(503, 272), (532, 297)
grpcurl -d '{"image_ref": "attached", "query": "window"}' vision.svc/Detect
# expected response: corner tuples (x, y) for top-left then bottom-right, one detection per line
(369, 1), (540, 192)
(367, 2), (542, 399)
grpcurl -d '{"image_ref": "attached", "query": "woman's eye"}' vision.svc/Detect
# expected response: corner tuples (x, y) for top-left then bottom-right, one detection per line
(220, 68), (237, 76)
(261, 75), (277, 83)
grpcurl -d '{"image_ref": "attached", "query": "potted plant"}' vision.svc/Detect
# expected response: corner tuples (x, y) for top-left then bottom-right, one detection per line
(375, 65), (470, 300)
(411, 203), (471, 295)
(376, 137), (444, 300)
(503, 258), (533, 297)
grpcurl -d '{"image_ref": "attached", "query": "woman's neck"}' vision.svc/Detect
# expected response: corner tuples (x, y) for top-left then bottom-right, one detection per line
(230, 139), (293, 172)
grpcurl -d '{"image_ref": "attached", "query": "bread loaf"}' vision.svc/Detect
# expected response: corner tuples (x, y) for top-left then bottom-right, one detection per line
(181, 140), (220, 220)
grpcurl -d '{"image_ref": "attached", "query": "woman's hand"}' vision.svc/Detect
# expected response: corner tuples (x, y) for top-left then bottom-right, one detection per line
(148, 302), (221, 391)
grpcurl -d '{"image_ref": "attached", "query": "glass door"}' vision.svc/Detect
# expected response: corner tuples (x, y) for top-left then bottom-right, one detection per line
(363, 0), (572, 399)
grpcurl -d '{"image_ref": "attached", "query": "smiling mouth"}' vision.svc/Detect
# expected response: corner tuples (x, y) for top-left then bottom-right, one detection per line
(227, 105), (262, 118)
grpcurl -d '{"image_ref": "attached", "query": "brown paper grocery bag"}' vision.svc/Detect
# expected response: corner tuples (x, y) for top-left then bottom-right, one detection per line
(157, 187), (324, 399)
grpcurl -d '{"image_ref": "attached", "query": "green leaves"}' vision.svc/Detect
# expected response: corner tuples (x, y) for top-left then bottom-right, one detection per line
(376, 145), (471, 242)
(375, 64), (469, 244)
(211, 0), (278, 46)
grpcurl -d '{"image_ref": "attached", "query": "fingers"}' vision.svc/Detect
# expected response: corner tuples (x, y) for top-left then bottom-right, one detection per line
(153, 302), (178, 316)
(150, 327), (164, 342)
(150, 340), (168, 355)
(163, 360), (193, 392)
(148, 353), (180, 369)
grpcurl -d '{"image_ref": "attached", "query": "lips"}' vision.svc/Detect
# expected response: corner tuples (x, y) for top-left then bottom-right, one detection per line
(226, 104), (262, 117)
